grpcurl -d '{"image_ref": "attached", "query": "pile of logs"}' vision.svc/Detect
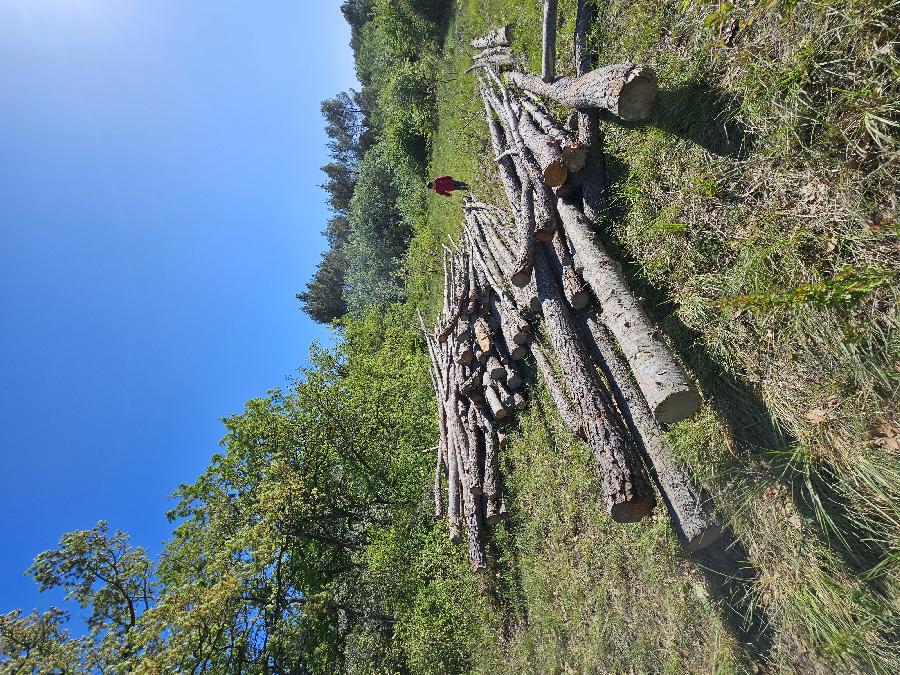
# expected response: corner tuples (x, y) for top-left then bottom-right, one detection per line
(422, 8), (721, 574)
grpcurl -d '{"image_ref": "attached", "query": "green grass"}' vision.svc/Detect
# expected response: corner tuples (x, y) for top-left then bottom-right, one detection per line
(404, 0), (900, 672)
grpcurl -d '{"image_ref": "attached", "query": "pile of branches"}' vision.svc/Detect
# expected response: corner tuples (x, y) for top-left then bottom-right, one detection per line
(422, 7), (723, 573)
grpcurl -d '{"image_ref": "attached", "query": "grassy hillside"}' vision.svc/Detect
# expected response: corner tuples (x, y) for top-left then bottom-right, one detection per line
(405, 0), (900, 672)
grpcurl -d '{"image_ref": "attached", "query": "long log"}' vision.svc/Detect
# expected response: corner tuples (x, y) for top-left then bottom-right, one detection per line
(458, 446), (487, 572)
(574, 0), (608, 220)
(469, 53), (516, 71)
(547, 228), (590, 310)
(556, 199), (701, 425)
(542, 0), (558, 82)
(531, 342), (584, 440)
(505, 64), (658, 121)
(472, 25), (509, 50)
(479, 79), (522, 217)
(483, 81), (559, 241)
(521, 98), (588, 172)
(580, 310), (722, 551)
(534, 246), (655, 521)
(511, 183), (536, 288)
(515, 100), (567, 187)
(473, 404), (500, 500)
(434, 443), (445, 519)
(475, 45), (511, 61)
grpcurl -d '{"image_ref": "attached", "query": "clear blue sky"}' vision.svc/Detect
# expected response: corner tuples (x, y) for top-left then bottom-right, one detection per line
(0, 1), (355, 615)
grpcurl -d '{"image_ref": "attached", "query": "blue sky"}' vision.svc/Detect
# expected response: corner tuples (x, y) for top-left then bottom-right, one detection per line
(0, 1), (355, 615)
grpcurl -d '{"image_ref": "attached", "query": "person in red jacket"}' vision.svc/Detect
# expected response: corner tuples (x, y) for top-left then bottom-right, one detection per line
(427, 175), (469, 196)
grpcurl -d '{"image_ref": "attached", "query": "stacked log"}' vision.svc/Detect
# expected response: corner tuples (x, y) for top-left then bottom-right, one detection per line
(421, 15), (720, 573)
(420, 206), (537, 572)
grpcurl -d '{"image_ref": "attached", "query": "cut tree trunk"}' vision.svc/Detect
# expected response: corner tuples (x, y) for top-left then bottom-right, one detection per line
(521, 98), (588, 172)
(511, 183), (536, 287)
(515, 101), (567, 187)
(533, 246), (655, 521)
(434, 443), (445, 519)
(531, 342), (584, 439)
(472, 25), (509, 50)
(506, 63), (658, 121)
(542, 0), (558, 82)
(479, 79), (522, 217)
(580, 310), (722, 551)
(573, 0), (608, 220)
(483, 81), (558, 242)
(556, 199), (701, 425)
(484, 383), (508, 420)
(546, 228), (590, 310)
(476, 46), (511, 61)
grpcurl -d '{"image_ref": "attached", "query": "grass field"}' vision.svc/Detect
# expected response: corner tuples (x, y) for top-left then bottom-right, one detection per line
(406, 1), (899, 672)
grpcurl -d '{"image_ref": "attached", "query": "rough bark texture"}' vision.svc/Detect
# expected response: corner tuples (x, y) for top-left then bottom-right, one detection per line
(479, 80), (522, 217)
(557, 199), (701, 425)
(580, 310), (722, 551)
(533, 246), (655, 521)
(511, 183), (536, 287)
(472, 25), (509, 50)
(542, 0), (557, 83)
(547, 228), (590, 310)
(521, 98), (587, 172)
(532, 342), (584, 439)
(516, 101), (567, 187)
(506, 63), (658, 121)
(573, 0), (608, 220)
(485, 85), (558, 242)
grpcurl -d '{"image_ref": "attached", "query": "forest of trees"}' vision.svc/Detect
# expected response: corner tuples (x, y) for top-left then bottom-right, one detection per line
(297, 0), (450, 324)
(1, 2), (482, 672)
(0, 310), (483, 672)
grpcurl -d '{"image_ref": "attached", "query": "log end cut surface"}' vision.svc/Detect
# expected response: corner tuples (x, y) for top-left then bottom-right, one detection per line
(610, 495), (656, 523)
(683, 520), (723, 553)
(654, 388), (702, 426)
(618, 73), (658, 121)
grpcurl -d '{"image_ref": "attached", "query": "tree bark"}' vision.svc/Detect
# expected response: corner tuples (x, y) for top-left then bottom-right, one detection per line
(531, 341), (585, 439)
(534, 246), (655, 521)
(515, 100), (567, 187)
(511, 183), (536, 287)
(479, 79), (522, 218)
(521, 97), (588, 172)
(472, 25), (509, 50)
(556, 199), (701, 425)
(573, 0), (608, 220)
(542, 0), (557, 83)
(580, 310), (722, 551)
(546, 228), (590, 310)
(484, 83), (559, 241)
(484, 382), (508, 420)
(506, 63), (658, 121)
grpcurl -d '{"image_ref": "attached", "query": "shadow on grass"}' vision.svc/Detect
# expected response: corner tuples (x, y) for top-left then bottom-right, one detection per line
(596, 150), (898, 663)
(603, 78), (755, 159)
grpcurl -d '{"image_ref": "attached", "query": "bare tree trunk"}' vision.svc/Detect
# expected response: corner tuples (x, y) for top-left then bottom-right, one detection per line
(479, 79), (522, 217)
(546, 228), (590, 310)
(505, 63), (658, 121)
(520, 98), (588, 172)
(531, 341), (584, 439)
(580, 310), (722, 551)
(574, 0), (608, 220)
(557, 199), (701, 425)
(483, 81), (559, 241)
(542, 0), (557, 82)
(511, 183), (536, 287)
(533, 246), (655, 521)
(472, 25), (509, 50)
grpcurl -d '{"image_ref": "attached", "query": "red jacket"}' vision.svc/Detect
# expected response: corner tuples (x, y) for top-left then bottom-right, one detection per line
(432, 175), (456, 196)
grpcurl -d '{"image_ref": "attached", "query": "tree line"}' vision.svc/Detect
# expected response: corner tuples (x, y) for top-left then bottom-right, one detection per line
(297, 0), (450, 324)
(1, 310), (485, 673)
